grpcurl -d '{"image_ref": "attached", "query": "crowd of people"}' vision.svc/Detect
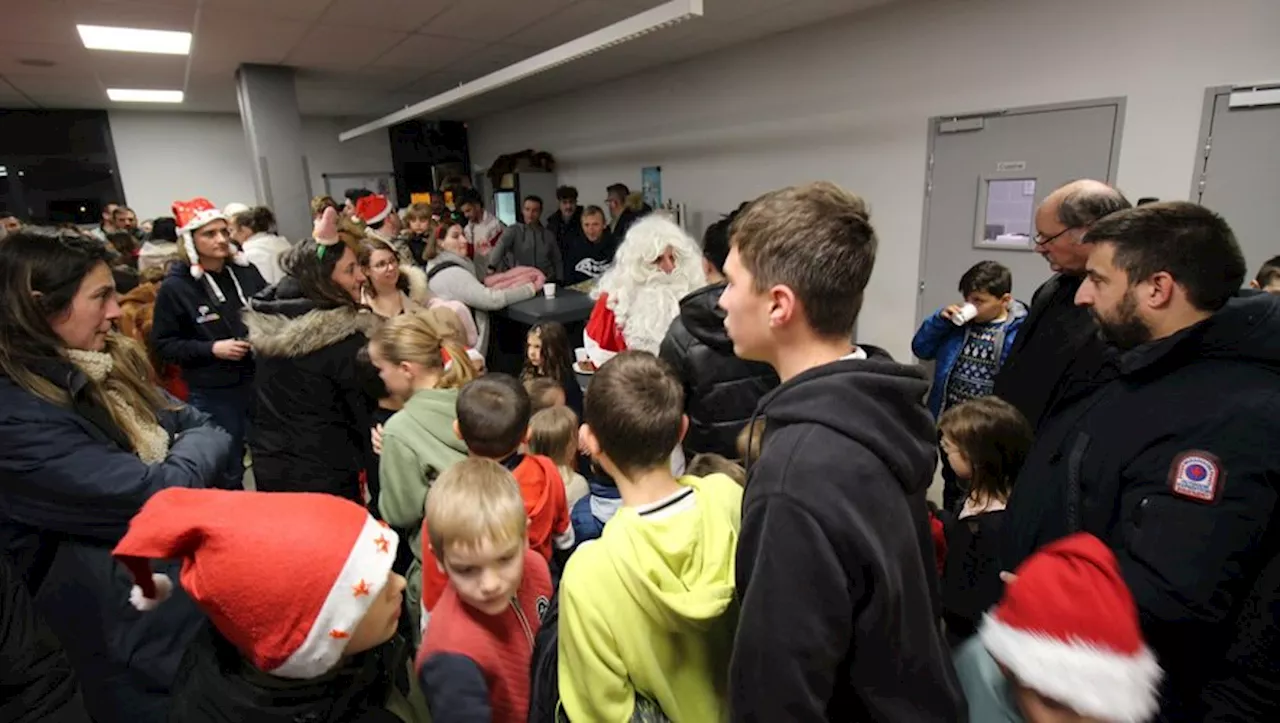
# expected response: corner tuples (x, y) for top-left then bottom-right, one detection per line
(0, 173), (1277, 723)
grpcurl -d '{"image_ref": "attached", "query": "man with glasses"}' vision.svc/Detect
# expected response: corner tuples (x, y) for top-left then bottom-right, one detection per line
(992, 179), (1130, 430)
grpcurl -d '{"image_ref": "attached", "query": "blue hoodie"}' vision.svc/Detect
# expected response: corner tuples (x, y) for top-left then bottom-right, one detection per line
(570, 477), (622, 545)
(911, 301), (1028, 418)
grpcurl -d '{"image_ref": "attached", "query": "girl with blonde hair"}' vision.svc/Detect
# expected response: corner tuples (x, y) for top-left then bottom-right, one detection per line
(368, 309), (477, 641)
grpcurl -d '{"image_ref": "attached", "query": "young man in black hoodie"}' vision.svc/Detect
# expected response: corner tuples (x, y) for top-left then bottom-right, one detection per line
(719, 182), (964, 722)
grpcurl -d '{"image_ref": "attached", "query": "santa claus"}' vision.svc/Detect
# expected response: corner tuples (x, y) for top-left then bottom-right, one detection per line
(584, 213), (705, 362)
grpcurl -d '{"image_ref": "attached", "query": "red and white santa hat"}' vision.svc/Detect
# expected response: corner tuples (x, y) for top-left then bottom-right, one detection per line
(979, 533), (1162, 722)
(355, 194), (392, 227)
(112, 488), (400, 679)
(172, 197), (248, 279)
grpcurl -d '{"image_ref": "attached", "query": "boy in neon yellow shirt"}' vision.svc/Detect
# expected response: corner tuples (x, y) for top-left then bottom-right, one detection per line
(558, 351), (741, 721)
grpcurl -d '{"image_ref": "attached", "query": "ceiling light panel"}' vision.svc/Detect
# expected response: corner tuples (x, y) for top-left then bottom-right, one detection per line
(340, 0), (703, 141)
(107, 88), (184, 103)
(77, 25), (192, 55)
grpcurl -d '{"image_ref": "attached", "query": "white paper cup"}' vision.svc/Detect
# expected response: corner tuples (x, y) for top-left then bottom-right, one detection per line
(574, 347), (589, 364)
(544, 283), (557, 298)
(951, 303), (978, 326)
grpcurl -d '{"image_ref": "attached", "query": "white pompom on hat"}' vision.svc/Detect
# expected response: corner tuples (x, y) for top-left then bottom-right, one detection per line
(979, 533), (1163, 722)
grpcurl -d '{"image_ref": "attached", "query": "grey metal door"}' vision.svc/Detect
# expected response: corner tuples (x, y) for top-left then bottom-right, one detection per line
(917, 100), (1124, 328)
(1193, 85), (1280, 277)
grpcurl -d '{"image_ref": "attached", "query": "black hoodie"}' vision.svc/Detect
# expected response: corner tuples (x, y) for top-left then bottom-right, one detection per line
(659, 283), (778, 459)
(151, 262), (267, 389)
(729, 348), (965, 723)
(1004, 292), (1280, 721)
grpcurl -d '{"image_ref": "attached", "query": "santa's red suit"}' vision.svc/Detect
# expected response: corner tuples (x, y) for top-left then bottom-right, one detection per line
(582, 214), (705, 364)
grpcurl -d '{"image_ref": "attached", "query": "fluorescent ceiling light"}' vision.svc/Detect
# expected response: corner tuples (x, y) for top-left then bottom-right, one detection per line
(340, 0), (703, 141)
(107, 88), (184, 103)
(77, 24), (192, 55)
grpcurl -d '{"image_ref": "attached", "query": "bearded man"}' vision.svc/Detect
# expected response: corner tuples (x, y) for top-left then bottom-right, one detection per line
(583, 214), (705, 362)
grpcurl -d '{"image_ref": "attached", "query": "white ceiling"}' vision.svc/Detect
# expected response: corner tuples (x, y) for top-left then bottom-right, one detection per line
(0, 0), (898, 119)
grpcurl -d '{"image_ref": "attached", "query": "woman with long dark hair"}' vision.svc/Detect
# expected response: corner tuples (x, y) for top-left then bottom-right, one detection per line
(244, 208), (379, 502)
(0, 229), (231, 723)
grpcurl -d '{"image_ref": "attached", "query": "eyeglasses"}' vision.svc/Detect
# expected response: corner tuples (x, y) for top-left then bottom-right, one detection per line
(370, 261), (397, 272)
(1034, 227), (1077, 246)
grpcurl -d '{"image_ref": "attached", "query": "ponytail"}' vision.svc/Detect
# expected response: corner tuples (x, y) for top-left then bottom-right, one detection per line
(439, 338), (476, 389)
(370, 309), (476, 389)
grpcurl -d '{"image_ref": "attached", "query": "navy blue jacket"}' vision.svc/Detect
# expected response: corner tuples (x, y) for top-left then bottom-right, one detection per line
(910, 301), (1027, 419)
(151, 263), (267, 390)
(0, 358), (231, 723)
(569, 478), (621, 545)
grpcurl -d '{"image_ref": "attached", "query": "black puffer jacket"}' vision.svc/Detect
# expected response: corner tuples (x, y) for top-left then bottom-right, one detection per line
(660, 283), (778, 459)
(244, 279), (381, 502)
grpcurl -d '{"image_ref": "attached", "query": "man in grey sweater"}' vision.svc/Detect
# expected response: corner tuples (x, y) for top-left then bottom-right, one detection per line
(488, 195), (562, 282)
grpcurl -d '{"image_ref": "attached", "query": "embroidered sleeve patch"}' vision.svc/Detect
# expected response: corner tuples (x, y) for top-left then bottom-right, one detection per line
(1168, 450), (1224, 504)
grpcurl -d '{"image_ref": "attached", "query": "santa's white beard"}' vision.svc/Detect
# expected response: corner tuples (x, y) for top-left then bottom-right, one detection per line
(611, 273), (697, 354)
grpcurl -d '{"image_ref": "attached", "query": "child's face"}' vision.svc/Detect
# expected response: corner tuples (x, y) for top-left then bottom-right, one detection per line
(966, 291), (1011, 324)
(345, 570), (406, 656)
(441, 536), (525, 616)
(941, 435), (972, 481)
(369, 343), (415, 402)
(1013, 683), (1105, 723)
(409, 217), (431, 235)
(526, 332), (543, 369)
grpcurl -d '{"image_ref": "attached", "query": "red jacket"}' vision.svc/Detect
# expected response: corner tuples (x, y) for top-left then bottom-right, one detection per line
(416, 549), (552, 723)
(421, 454), (571, 611)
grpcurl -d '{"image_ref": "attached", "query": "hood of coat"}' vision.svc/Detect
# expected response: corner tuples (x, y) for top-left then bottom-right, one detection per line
(399, 387), (469, 454)
(428, 250), (476, 276)
(758, 346), (936, 496)
(1121, 291), (1280, 377)
(401, 264), (431, 306)
(600, 473), (741, 632)
(245, 279), (376, 359)
(677, 282), (732, 352)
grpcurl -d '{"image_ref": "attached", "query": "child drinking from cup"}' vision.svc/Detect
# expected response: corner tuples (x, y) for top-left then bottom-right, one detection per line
(911, 261), (1027, 511)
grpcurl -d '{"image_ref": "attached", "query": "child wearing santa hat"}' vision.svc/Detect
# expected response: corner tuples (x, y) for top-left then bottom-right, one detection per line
(953, 532), (1164, 722)
(112, 488), (429, 723)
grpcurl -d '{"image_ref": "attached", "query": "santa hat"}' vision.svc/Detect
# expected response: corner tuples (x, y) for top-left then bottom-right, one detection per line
(112, 488), (400, 679)
(355, 194), (392, 227)
(172, 197), (248, 280)
(979, 533), (1162, 722)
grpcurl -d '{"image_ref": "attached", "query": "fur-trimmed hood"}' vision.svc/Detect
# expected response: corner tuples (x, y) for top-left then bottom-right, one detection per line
(246, 278), (379, 358)
(401, 264), (431, 306)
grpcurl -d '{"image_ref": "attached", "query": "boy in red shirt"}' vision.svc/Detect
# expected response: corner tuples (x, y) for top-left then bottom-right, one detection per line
(419, 374), (573, 625)
(416, 458), (553, 723)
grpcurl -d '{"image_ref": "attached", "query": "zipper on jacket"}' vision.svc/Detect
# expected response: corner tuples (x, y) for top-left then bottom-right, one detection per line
(1064, 432), (1091, 534)
(510, 597), (535, 650)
